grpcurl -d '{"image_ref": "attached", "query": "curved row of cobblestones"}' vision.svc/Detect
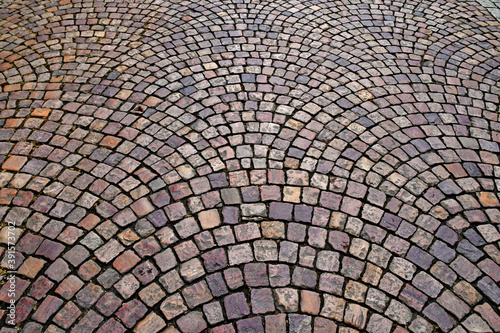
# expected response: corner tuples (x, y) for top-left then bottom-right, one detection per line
(1, 0), (500, 332)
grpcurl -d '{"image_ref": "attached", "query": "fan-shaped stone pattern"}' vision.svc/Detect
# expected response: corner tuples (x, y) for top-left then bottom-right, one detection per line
(1, 0), (500, 332)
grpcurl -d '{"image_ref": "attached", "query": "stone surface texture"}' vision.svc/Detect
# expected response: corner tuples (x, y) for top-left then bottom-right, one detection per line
(0, 0), (500, 332)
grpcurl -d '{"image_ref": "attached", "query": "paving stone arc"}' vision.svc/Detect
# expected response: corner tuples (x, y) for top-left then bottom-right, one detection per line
(0, 0), (500, 332)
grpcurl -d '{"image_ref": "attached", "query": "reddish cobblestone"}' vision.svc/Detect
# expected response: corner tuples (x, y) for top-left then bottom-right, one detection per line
(31, 296), (63, 324)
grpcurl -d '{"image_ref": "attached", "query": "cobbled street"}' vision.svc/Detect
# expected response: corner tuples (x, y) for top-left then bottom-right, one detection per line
(1, 0), (500, 332)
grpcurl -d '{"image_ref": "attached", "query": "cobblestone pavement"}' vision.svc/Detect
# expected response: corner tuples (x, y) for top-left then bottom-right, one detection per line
(0, 0), (500, 332)
(477, 0), (500, 21)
